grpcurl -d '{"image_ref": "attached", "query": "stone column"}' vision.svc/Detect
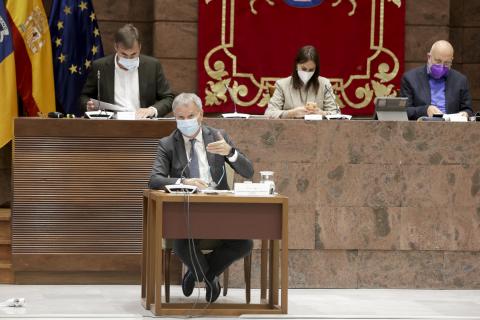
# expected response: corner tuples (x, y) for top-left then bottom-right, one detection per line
(153, 0), (198, 94)
(405, 0), (450, 71)
(94, 0), (154, 55)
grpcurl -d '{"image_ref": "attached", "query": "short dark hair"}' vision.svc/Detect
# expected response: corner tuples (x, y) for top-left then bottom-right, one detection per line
(291, 45), (320, 93)
(114, 24), (141, 49)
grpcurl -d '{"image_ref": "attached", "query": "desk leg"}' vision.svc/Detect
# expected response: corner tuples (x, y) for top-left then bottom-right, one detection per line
(260, 240), (268, 302)
(141, 195), (148, 306)
(281, 241), (288, 314)
(154, 200), (164, 315)
(281, 198), (288, 314)
(146, 198), (156, 309)
(268, 240), (279, 308)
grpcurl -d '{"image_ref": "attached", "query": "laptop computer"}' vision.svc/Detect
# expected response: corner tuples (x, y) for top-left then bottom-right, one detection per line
(374, 97), (408, 121)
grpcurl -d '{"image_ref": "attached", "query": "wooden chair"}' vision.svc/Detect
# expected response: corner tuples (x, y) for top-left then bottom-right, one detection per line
(268, 84), (276, 97)
(163, 164), (253, 303)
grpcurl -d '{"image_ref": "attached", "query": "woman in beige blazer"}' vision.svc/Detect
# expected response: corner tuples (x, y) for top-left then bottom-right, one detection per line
(265, 45), (340, 119)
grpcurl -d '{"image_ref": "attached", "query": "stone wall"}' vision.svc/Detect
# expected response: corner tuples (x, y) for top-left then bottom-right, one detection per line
(450, 0), (480, 113)
(203, 119), (480, 289)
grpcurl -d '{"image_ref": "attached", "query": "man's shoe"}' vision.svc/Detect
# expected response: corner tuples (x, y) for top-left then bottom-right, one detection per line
(205, 276), (221, 303)
(182, 270), (195, 297)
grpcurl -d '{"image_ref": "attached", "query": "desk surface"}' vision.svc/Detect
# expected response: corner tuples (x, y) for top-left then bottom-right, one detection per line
(148, 190), (288, 203)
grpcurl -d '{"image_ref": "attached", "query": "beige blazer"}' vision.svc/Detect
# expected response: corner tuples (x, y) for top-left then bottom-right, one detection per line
(265, 76), (339, 118)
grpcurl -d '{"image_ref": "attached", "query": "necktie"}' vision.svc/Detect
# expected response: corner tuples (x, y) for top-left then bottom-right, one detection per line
(189, 139), (200, 178)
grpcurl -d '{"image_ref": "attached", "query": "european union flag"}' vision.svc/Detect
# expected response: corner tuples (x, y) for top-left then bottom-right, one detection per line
(49, 0), (104, 116)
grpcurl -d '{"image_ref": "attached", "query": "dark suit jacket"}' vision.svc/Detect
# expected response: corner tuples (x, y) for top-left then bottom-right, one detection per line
(148, 125), (254, 190)
(400, 66), (473, 120)
(80, 54), (174, 116)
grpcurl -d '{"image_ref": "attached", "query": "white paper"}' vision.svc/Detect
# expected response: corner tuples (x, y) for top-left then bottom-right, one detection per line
(304, 114), (323, 121)
(116, 112), (136, 120)
(198, 189), (233, 194)
(325, 114), (352, 120)
(90, 99), (127, 112)
(443, 113), (468, 122)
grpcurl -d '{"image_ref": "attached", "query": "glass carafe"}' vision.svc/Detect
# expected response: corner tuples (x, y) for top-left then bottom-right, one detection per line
(259, 171), (275, 195)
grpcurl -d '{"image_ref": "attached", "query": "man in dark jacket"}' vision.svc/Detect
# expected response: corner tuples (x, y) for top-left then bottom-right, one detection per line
(80, 24), (174, 118)
(149, 93), (254, 303)
(400, 40), (473, 120)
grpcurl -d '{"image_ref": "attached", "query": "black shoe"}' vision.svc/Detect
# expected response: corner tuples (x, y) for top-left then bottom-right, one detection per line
(182, 270), (195, 297)
(205, 276), (221, 303)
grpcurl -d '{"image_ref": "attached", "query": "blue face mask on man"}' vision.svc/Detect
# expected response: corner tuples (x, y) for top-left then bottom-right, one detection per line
(117, 56), (139, 71)
(176, 117), (200, 137)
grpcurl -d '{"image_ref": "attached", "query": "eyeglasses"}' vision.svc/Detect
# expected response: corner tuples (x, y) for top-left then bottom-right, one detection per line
(432, 59), (453, 68)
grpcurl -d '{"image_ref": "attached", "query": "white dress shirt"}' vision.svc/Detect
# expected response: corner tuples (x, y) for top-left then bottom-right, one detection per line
(114, 54), (140, 111)
(176, 129), (238, 185)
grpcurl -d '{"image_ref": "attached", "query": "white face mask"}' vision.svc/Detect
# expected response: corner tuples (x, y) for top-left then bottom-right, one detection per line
(176, 117), (200, 137)
(118, 56), (139, 71)
(297, 69), (315, 84)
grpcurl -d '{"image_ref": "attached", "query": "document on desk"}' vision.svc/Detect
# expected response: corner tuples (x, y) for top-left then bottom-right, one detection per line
(325, 114), (352, 120)
(198, 189), (233, 194)
(304, 114), (323, 121)
(443, 113), (468, 122)
(90, 99), (127, 112)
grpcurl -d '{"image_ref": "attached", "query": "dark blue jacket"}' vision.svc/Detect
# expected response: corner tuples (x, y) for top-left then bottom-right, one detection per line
(400, 66), (473, 120)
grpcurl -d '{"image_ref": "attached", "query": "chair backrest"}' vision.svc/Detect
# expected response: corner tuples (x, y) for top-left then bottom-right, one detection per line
(225, 163), (234, 190)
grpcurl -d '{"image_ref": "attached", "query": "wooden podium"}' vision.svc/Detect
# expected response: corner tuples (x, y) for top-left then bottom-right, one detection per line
(141, 190), (288, 316)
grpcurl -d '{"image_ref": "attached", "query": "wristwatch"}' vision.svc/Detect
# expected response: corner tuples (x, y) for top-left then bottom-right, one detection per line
(227, 147), (236, 158)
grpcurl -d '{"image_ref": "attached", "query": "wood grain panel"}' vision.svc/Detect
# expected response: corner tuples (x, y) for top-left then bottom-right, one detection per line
(13, 137), (159, 254)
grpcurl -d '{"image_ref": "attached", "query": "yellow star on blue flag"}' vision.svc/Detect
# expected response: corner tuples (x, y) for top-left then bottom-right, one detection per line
(49, 0), (104, 116)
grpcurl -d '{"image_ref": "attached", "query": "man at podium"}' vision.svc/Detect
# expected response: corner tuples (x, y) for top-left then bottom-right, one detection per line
(148, 93), (254, 302)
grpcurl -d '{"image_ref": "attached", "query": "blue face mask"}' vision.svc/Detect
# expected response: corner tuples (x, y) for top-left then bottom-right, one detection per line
(118, 56), (139, 71)
(176, 117), (200, 137)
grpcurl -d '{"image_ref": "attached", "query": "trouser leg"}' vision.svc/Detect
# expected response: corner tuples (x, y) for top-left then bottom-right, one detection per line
(205, 239), (253, 279)
(173, 239), (209, 281)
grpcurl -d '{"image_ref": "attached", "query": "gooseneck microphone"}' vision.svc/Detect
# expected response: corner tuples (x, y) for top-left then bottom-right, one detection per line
(97, 70), (101, 111)
(224, 84), (239, 114)
(179, 157), (192, 183)
(325, 84), (340, 114)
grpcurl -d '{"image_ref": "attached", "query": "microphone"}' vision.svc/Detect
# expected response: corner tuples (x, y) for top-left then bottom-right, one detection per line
(86, 70), (112, 119)
(208, 165), (225, 189)
(222, 84), (250, 118)
(225, 84), (238, 114)
(97, 70), (101, 111)
(164, 157), (196, 193)
(179, 157), (192, 183)
(97, 70), (108, 115)
(325, 84), (340, 114)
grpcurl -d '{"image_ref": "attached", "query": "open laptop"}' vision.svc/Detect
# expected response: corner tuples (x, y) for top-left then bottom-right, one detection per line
(374, 97), (408, 121)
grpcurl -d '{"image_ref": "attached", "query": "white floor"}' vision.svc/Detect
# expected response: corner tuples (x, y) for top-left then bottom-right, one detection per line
(0, 285), (479, 320)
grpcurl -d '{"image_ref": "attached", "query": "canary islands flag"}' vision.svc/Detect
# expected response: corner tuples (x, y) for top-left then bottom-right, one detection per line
(0, 0), (17, 148)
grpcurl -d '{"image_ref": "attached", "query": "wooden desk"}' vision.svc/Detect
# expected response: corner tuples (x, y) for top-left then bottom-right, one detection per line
(141, 191), (288, 316)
